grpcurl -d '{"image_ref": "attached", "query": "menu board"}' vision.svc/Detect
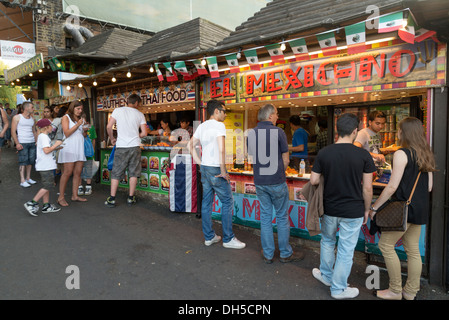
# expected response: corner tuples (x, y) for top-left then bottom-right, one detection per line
(100, 149), (170, 195)
(223, 112), (244, 165)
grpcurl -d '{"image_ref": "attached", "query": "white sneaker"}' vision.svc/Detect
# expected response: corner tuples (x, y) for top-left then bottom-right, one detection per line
(331, 287), (359, 299)
(24, 201), (39, 217)
(204, 234), (221, 246)
(312, 268), (331, 286)
(26, 179), (37, 185)
(84, 186), (92, 195)
(223, 237), (246, 249)
(78, 186), (84, 196)
(20, 181), (31, 188)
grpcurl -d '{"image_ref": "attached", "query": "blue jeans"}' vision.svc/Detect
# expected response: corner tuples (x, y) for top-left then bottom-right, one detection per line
(256, 183), (292, 259)
(319, 215), (363, 295)
(200, 165), (235, 243)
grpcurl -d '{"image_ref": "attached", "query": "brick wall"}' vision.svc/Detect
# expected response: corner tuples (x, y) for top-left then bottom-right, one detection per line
(35, 0), (110, 59)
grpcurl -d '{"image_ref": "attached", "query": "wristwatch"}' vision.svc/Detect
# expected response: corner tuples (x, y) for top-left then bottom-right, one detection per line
(370, 206), (377, 212)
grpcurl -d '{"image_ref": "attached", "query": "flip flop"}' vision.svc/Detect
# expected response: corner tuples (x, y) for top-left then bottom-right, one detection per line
(57, 199), (69, 207)
(71, 197), (87, 202)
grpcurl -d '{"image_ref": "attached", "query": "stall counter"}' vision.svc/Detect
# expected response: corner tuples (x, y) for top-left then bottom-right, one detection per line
(100, 147), (171, 195)
(209, 172), (425, 261)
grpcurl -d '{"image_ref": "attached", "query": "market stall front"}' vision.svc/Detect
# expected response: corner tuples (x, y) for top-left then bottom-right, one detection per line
(201, 38), (446, 260)
(97, 81), (197, 196)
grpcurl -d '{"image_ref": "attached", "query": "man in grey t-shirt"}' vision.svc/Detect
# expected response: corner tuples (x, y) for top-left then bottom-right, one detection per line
(354, 110), (386, 165)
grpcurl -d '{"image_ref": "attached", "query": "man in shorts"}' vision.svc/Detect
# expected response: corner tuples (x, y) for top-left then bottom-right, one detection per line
(11, 101), (37, 187)
(105, 94), (147, 207)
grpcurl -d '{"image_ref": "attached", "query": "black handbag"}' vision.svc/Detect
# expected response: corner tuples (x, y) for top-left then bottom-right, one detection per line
(375, 172), (421, 232)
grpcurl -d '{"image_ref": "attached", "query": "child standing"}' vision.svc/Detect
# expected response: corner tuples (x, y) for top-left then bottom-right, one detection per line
(24, 118), (63, 216)
(78, 114), (97, 196)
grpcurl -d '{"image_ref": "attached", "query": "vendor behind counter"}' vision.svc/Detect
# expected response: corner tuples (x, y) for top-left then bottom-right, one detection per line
(288, 115), (309, 170)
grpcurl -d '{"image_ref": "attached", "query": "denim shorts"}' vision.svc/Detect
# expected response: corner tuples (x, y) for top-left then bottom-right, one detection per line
(0, 137), (4, 148)
(18, 142), (37, 166)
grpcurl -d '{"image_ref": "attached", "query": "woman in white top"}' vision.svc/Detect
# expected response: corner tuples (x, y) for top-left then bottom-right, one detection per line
(57, 101), (87, 206)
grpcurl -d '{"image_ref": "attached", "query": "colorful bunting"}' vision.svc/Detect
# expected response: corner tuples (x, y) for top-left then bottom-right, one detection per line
(206, 56), (220, 78)
(244, 49), (260, 71)
(265, 43), (285, 63)
(398, 17), (415, 44)
(225, 53), (241, 73)
(193, 59), (208, 75)
(378, 11), (404, 33)
(317, 31), (338, 56)
(414, 28), (436, 42)
(288, 38), (309, 61)
(345, 22), (366, 54)
(154, 63), (164, 81)
(174, 61), (190, 76)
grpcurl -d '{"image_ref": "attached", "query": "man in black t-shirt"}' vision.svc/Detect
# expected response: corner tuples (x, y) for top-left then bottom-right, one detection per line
(310, 113), (376, 299)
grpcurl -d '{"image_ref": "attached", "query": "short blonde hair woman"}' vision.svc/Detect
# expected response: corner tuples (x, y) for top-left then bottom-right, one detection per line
(370, 117), (435, 300)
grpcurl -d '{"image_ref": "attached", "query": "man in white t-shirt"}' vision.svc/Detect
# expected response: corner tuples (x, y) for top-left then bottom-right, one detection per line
(105, 94), (147, 207)
(354, 110), (386, 165)
(189, 100), (245, 250)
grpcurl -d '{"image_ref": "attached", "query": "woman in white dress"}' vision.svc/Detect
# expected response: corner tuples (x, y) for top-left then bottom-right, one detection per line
(57, 101), (87, 206)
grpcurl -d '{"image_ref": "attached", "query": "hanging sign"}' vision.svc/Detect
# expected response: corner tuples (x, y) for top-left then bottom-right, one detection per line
(4, 53), (44, 83)
(97, 82), (195, 111)
(203, 40), (446, 103)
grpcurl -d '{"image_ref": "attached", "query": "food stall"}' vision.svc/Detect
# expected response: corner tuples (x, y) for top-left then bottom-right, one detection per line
(200, 37), (446, 259)
(97, 82), (196, 196)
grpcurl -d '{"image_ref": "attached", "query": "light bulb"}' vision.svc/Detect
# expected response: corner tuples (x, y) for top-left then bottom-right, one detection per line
(29, 73), (33, 77)
(201, 58), (207, 66)
(38, 69), (43, 73)
(280, 43), (286, 51)
(112, 76), (116, 82)
(66, 85), (71, 90)
(78, 82), (83, 88)
(126, 70), (132, 78)
(93, 80), (97, 86)
(16, 79), (20, 82)
(149, 66), (154, 73)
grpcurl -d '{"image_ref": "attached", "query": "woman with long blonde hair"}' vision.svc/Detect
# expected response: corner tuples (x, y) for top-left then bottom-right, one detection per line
(369, 117), (435, 300)
(57, 100), (87, 206)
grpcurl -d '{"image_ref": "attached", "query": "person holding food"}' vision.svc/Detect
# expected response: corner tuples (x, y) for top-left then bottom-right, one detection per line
(188, 99), (246, 250)
(105, 94), (147, 207)
(247, 104), (305, 264)
(354, 110), (386, 165)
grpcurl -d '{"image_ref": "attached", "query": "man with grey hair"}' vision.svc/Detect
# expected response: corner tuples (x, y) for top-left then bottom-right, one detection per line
(247, 104), (305, 264)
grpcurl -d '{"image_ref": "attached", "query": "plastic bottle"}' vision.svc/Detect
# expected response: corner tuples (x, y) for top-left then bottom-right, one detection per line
(299, 159), (306, 177)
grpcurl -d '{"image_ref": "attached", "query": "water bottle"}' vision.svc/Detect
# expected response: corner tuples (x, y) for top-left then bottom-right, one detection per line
(299, 159), (306, 177)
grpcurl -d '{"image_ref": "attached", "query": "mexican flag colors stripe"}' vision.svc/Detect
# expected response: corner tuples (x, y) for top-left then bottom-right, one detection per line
(163, 62), (178, 82)
(317, 31), (338, 57)
(288, 38), (309, 61)
(378, 11), (403, 33)
(244, 49), (261, 71)
(415, 28), (436, 42)
(225, 53), (240, 73)
(206, 56), (220, 78)
(174, 61), (189, 76)
(265, 43), (284, 63)
(398, 17), (415, 44)
(154, 63), (164, 81)
(193, 59), (208, 75)
(345, 22), (366, 54)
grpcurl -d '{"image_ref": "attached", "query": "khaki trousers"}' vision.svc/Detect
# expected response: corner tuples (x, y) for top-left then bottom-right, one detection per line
(378, 223), (423, 297)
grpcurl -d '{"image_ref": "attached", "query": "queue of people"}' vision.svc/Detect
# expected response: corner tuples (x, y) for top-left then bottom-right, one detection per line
(1, 97), (435, 300)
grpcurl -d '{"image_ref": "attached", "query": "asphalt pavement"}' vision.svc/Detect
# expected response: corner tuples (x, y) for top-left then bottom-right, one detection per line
(0, 146), (447, 303)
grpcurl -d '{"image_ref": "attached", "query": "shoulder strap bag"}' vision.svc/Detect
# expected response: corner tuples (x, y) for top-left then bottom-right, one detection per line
(375, 172), (421, 232)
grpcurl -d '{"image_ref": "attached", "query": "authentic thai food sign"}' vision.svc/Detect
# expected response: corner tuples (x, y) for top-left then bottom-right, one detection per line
(203, 40), (446, 103)
(97, 82), (195, 111)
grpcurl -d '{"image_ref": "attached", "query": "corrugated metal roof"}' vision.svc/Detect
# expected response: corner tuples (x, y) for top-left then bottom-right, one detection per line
(215, 0), (404, 51)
